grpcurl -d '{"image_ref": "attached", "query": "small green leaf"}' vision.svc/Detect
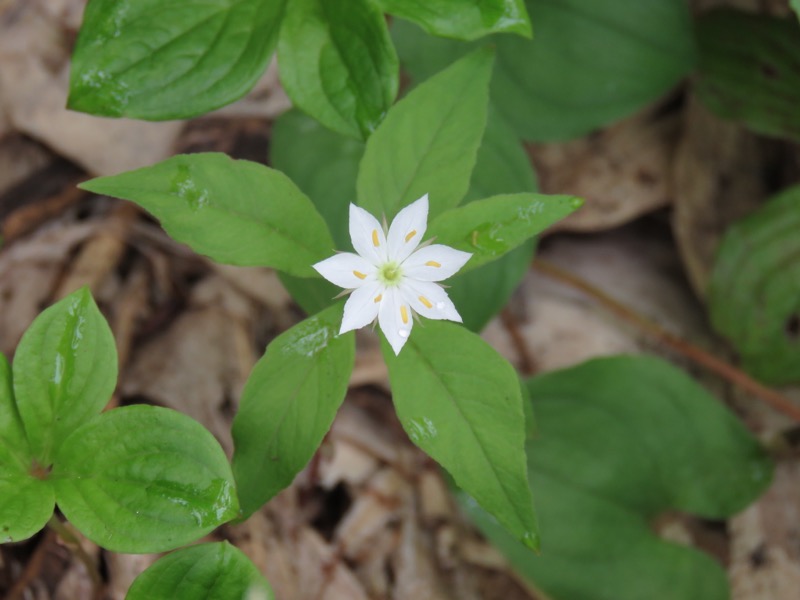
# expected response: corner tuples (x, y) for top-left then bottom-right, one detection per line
(378, 0), (531, 41)
(709, 185), (800, 384)
(393, 0), (695, 141)
(12, 288), (117, 466)
(278, 0), (398, 139)
(52, 405), (238, 553)
(357, 48), (494, 220)
(430, 193), (582, 273)
(232, 303), (354, 519)
(0, 477), (55, 544)
(461, 355), (772, 600)
(80, 153), (333, 277)
(0, 354), (31, 472)
(69, 0), (285, 120)
(696, 9), (800, 142)
(126, 542), (273, 600)
(383, 321), (539, 550)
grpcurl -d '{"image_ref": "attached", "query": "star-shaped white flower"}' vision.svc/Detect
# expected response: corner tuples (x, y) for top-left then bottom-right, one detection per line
(313, 194), (471, 355)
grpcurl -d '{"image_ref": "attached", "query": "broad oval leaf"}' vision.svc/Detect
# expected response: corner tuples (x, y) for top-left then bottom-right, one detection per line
(696, 9), (800, 142)
(0, 354), (30, 473)
(378, 0), (531, 41)
(429, 193), (582, 273)
(0, 477), (55, 544)
(383, 321), (539, 550)
(357, 48), (494, 220)
(461, 355), (772, 600)
(278, 0), (398, 139)
(69, 0), (285, 120)
(80, 153), (334, 277)
(393, 0), (695, 141)
(12, 288), (117, 466)
(52, 405), (238, 553)
(708, 185), (800, 384)
(126, 542), (273, 600)
(232, 303), (354, 519)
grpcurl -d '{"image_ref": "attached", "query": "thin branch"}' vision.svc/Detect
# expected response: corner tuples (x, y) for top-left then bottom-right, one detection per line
(532, 258), (800, 424)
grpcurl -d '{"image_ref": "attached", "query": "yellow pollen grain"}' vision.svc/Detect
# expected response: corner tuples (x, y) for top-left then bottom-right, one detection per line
(419, 296), (432, 309)
(372, 230), (380, 247)
(400, 305), (409, 324)
(425, 261), (441, 268)
(405, 229), (417, 242)
(353, 270), (367, 280)
(374, 294), (383, 303)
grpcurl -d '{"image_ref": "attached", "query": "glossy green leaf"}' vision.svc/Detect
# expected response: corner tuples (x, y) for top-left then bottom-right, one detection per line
(383, 321), (539, 550)
(378, 0), (531, 41)
(430, 193), (582, 273)
(461, 355), (772, 600)
(696, 9), (800, 142)
(232, 303), (354, 519)
(0, 477), (55, 544)
(12, 288), (117, 466)
(278, 0), (398, 139)
(52, 405), (238, 553)
(393, 0), (695, 141)
(708, 185), (800, 384)
(357, 48), (493, 220)
(126, 542), (273, 600)
(80, 153), (333, 278)
(69, 0), (285, 120)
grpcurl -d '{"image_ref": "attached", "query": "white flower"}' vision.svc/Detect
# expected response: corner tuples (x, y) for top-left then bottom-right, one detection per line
(313, 194), (472, 355)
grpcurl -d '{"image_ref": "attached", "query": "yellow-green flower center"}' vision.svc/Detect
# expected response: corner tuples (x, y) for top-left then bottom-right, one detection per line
(378, 262), (403, 286)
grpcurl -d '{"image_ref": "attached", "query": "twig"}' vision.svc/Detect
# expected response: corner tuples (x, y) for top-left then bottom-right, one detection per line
(4, 529), (54, 600)
(500, 307), (536, 375)
(46, 516), (104, 600)
(532, 258), (800, 424)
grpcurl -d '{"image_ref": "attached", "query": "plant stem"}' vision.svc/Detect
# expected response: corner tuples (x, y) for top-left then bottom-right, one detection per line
(47, 515), (104, 600)
(532, 258), (800, 424)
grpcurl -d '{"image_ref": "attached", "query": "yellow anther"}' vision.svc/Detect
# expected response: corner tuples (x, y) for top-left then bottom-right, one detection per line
(372, 230), (380, 247)
(400, 305), (409, 324)
(419, 296), (432, 309)
(374, 294), (383, 303)
(425, 261), (441, 268)
(353, 270), (367, 280)
(405, 229), (417, 243)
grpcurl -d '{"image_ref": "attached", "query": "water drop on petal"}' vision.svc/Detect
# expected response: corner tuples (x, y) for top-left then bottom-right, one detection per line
(399, 329), (409, 338)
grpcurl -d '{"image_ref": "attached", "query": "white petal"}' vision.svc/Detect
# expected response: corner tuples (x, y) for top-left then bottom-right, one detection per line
(312, 252), (376, 289)
(340, 282), (383, 333)
(387, 193), (428, 263)
(400, 280), (462, 323)
(349, 204), (387, 265)
(379, 287), (413, 355)
(402, 245), (472, 282)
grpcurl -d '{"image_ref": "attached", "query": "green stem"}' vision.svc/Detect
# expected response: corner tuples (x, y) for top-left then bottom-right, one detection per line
(47, 515), (103, 600)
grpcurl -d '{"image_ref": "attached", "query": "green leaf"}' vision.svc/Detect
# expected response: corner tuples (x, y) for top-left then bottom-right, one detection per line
(383, 321), (539, 550)
(232, 303), (354, 519)
(461, 355), (772, 600)
(708, 185), (800, 384)
(126, 542), (273, 600)
(12, 288), (117, 466)
(80, 153), (333, 278)
(393, 0), (695, 141)
(430, 193), (582, 273)
(69, 0), (285, 120)
(0, 354), (31, 473)
(793, 0), (800, 18)
(378, 0), (531, 41)
(357, 48), (494, 220)
(278, 0), (398, 139)
(0, 477), (55, 544)
(696, 9), (800, 142)
(52, 405), (238, 553)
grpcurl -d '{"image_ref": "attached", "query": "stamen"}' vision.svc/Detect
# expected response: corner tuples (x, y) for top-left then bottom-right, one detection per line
(400, 305), (409, 324)
(353, 271), (367, 280)
(405, 229), (417, 243)
(372, 230), (380, 247)
(419, 296), (432, 309)
(425, 261), (441, 268)
(374, 294), (383, 303)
